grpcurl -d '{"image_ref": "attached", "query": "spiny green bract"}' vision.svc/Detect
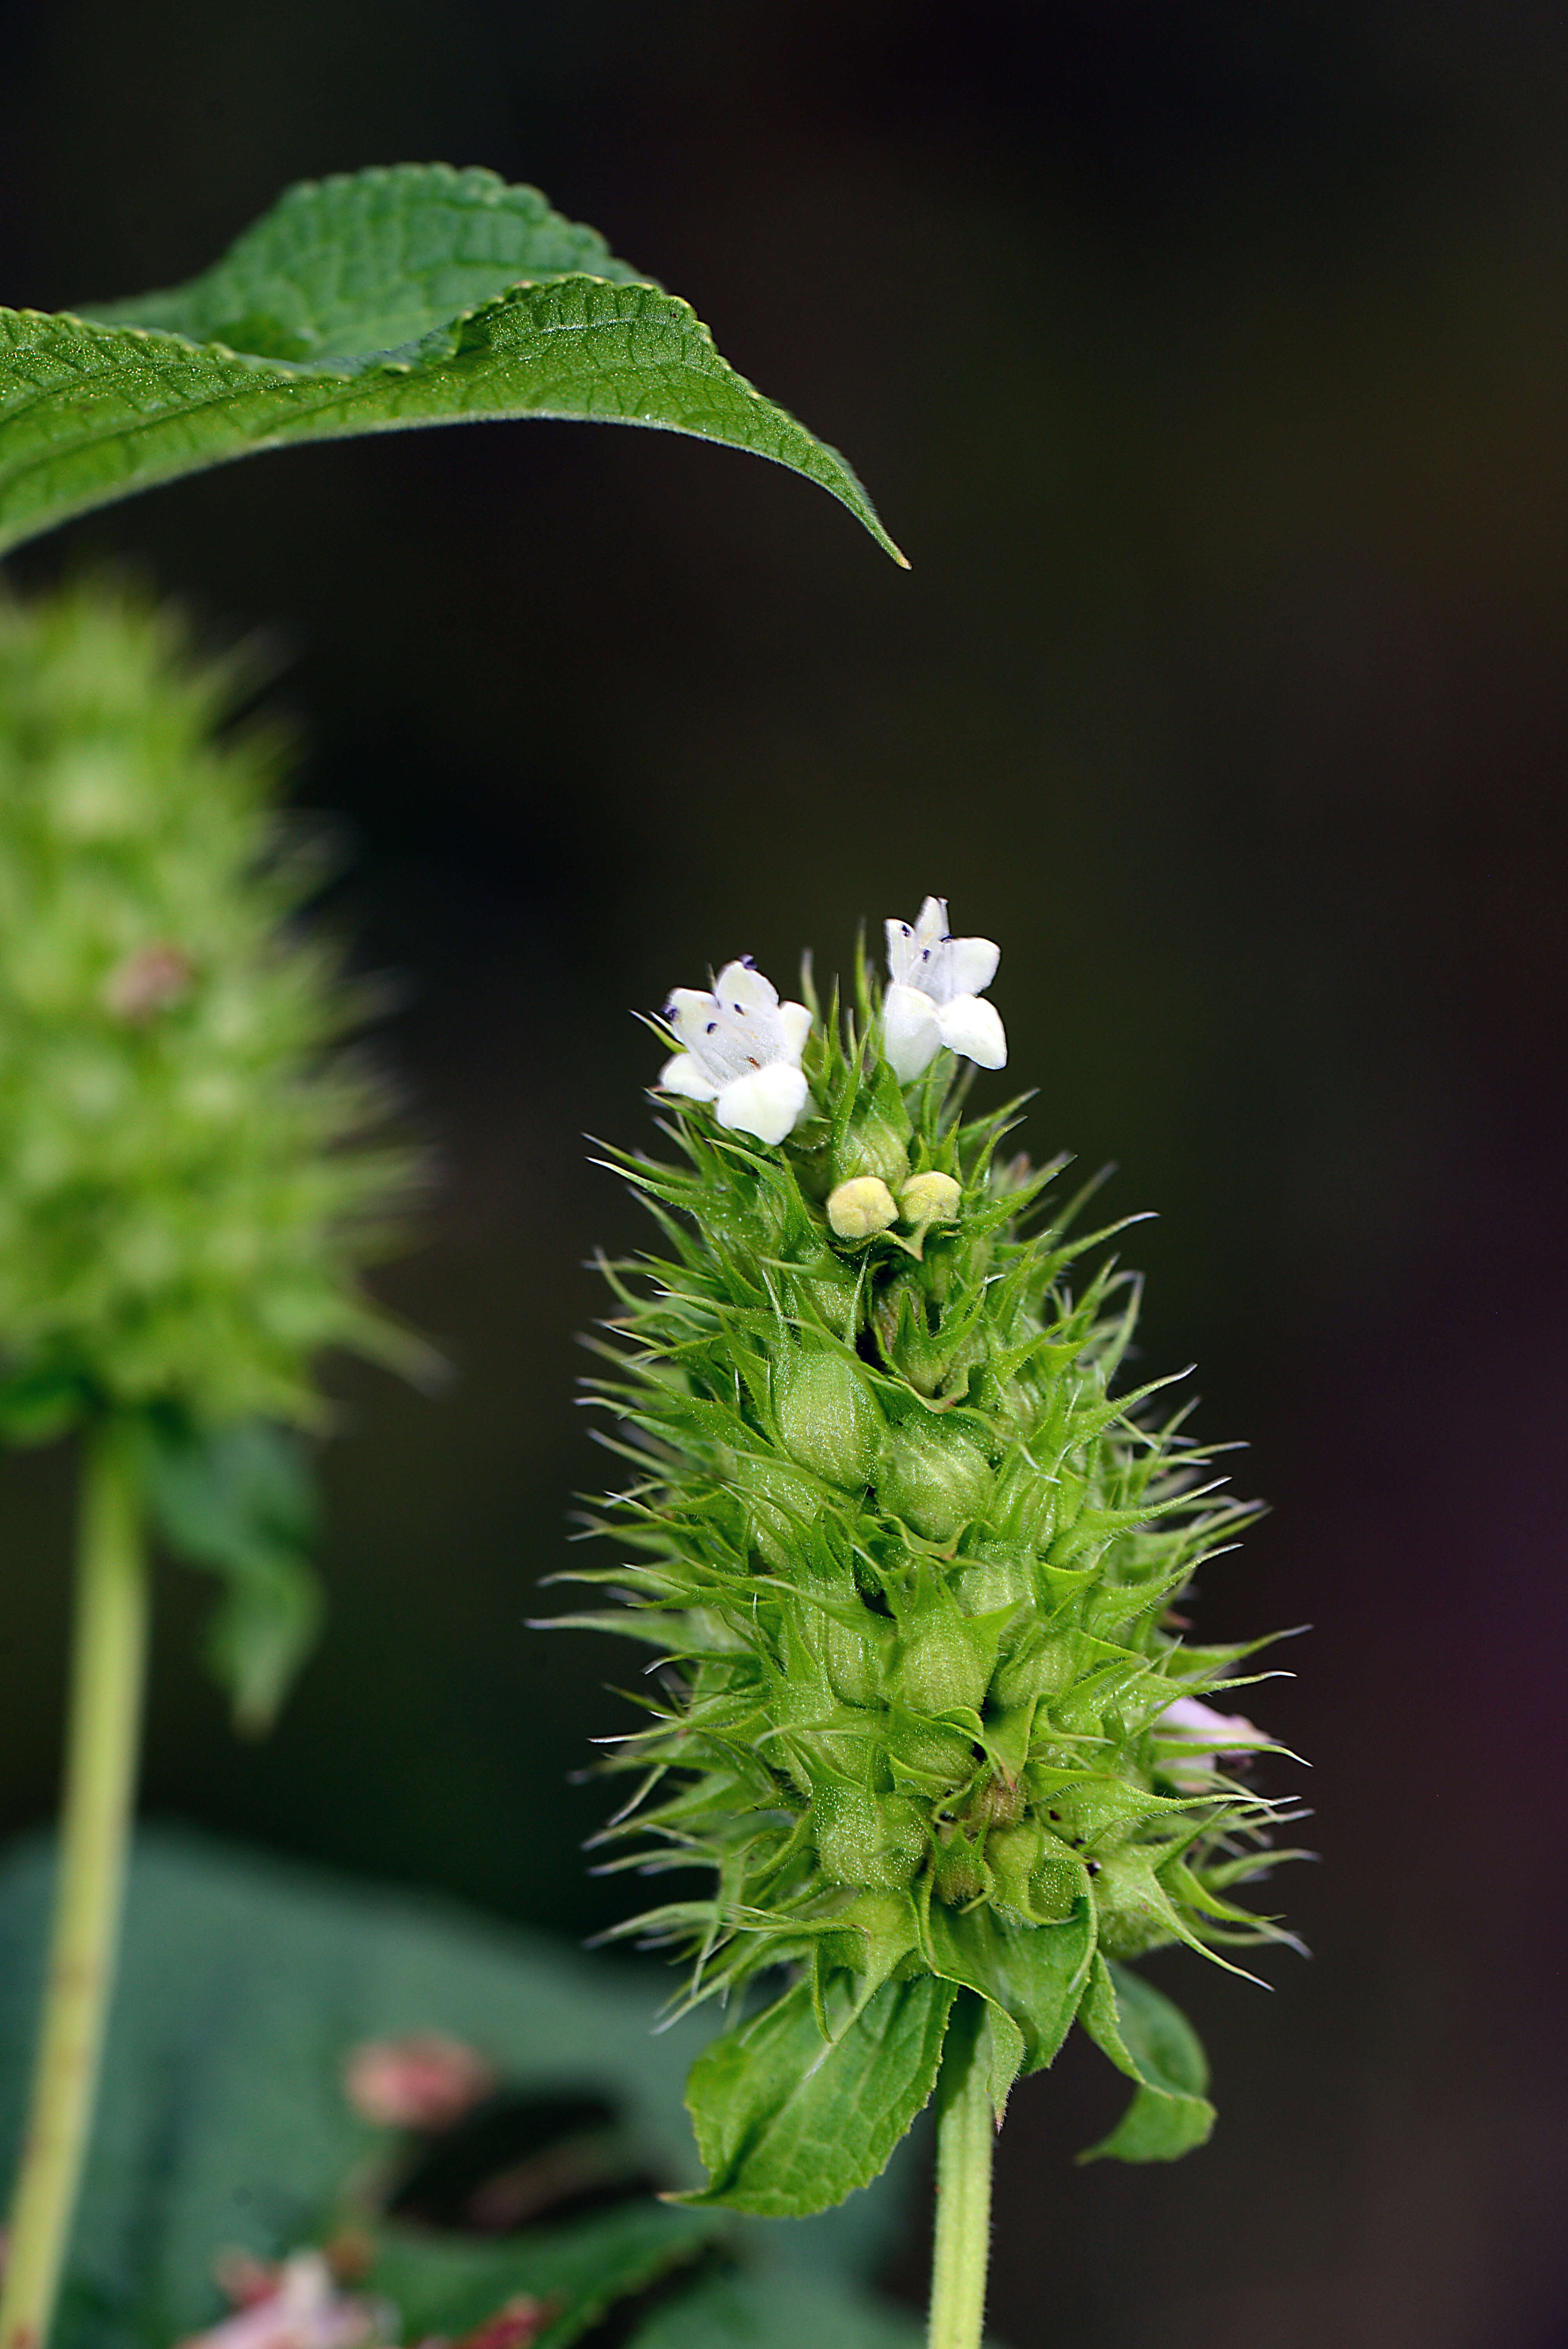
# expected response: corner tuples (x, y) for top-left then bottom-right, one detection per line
(561, 955), (1301, 2216)
(0, 582), (420, 1438)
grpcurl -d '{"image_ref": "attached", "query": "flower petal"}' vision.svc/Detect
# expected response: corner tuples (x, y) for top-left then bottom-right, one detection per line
(716, 1062), (810, 1144)
(1156, 1695), (1267, 1749)
(664, 987), (722, 1056)
(913, 895), (949, 946)
(713, 957), (779, 1017)
(659, 1051), (720, 1101)
(777, 999), (812, 1062)
(885, 898), (949, 991)
(935, 993), (1007, 1070)
(944, 934), (1000, 998)
(883, 983), (943, 1083)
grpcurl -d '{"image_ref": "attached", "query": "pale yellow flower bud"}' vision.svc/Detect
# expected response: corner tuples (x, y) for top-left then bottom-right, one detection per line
(827, 1175), (898, 1240)
(898, 1170), (962, 1226)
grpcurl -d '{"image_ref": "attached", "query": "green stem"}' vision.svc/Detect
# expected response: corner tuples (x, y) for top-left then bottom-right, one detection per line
(927, 1994), (996, 2349)
(0, 1422), (148, 2349)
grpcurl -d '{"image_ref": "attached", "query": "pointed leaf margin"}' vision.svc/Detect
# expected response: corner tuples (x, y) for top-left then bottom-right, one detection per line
(0, 165), (906, 563)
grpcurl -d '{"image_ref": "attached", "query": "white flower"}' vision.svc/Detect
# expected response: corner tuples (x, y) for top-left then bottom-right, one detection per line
(883, 897), (1006, 1083)
(657, 957), (812, 1145)
(1153, 1694), (1270, 1792)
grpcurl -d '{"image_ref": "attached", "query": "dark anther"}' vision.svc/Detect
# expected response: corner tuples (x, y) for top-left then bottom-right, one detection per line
(740, 955), (755, 968)
(706, 1021), (716, 1033)
(1085, 1859), (1102, 1877)
(1047, 1810), (1061, 1821)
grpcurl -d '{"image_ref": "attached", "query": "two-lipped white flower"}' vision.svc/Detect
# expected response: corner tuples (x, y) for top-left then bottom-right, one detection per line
(658, 957), (812, 1145)
(1153, 1693), (1270, 1792)
(883, 897), (1007, 1084)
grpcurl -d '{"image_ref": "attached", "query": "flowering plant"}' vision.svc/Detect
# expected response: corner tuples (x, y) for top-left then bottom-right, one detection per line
(561, 901), (1302, 2347)
(0, 155), (904, 2349)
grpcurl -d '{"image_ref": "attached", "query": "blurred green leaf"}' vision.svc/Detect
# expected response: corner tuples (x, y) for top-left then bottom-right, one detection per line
(364, 2200), (724, 2347)
(631, 2265), (923, 2349)
(1076, 1956), (1215, 2164)
(0, 1361), (87, 1447)
(0, 1833), (919, 2349)
(138, 1419), (323, 1733)
(0, 164), (905, 563)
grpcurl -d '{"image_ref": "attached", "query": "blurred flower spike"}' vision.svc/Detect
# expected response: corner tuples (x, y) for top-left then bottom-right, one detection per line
(883, 895), (1006, 1082)
(343, 2032), (497, 2131)
(0, 581), (427, 1438)
(657, 957), (811, 1143)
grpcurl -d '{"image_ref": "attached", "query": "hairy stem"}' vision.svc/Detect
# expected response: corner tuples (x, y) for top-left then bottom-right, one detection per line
(0, 1422), (149, 2349)
(927, 1994), (995, 2349)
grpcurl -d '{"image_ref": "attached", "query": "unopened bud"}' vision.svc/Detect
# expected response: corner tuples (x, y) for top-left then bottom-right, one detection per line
(774, 1349), (882, 1489)
(892, 1607), (993, 1715)
(827, 1176), (898, 1240)
(877, 1418), (993, 1542)
(813, 1782), (926, 1890)
(932, 1828), (988, 1907)
(899, 1170), (961, 1226)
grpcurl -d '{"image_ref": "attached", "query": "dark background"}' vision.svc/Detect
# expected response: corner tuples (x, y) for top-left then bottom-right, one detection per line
(3, 4), (1566, 2343)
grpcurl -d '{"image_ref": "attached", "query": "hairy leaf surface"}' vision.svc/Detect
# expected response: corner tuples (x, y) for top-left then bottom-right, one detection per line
(682, 1973), (956, 2217)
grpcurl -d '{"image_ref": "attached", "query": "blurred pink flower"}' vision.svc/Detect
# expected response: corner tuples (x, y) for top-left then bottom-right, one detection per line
(342, 2032), (497, 2131)
(177, 2253), (380, 2349)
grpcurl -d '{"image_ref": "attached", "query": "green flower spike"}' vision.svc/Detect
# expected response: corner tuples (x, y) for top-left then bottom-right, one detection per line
(556, 896), (1304, 2333)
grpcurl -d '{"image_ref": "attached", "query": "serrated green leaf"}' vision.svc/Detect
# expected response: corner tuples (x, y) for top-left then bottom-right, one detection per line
(365, 2201), (723, 2349)
(81, 164), (656, 354)
(1075, 1956), (1215, 2164)
(137, 1418), (323, 1733)
(0, 163), (905, 562)
(680, 1972), (956, 2217)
